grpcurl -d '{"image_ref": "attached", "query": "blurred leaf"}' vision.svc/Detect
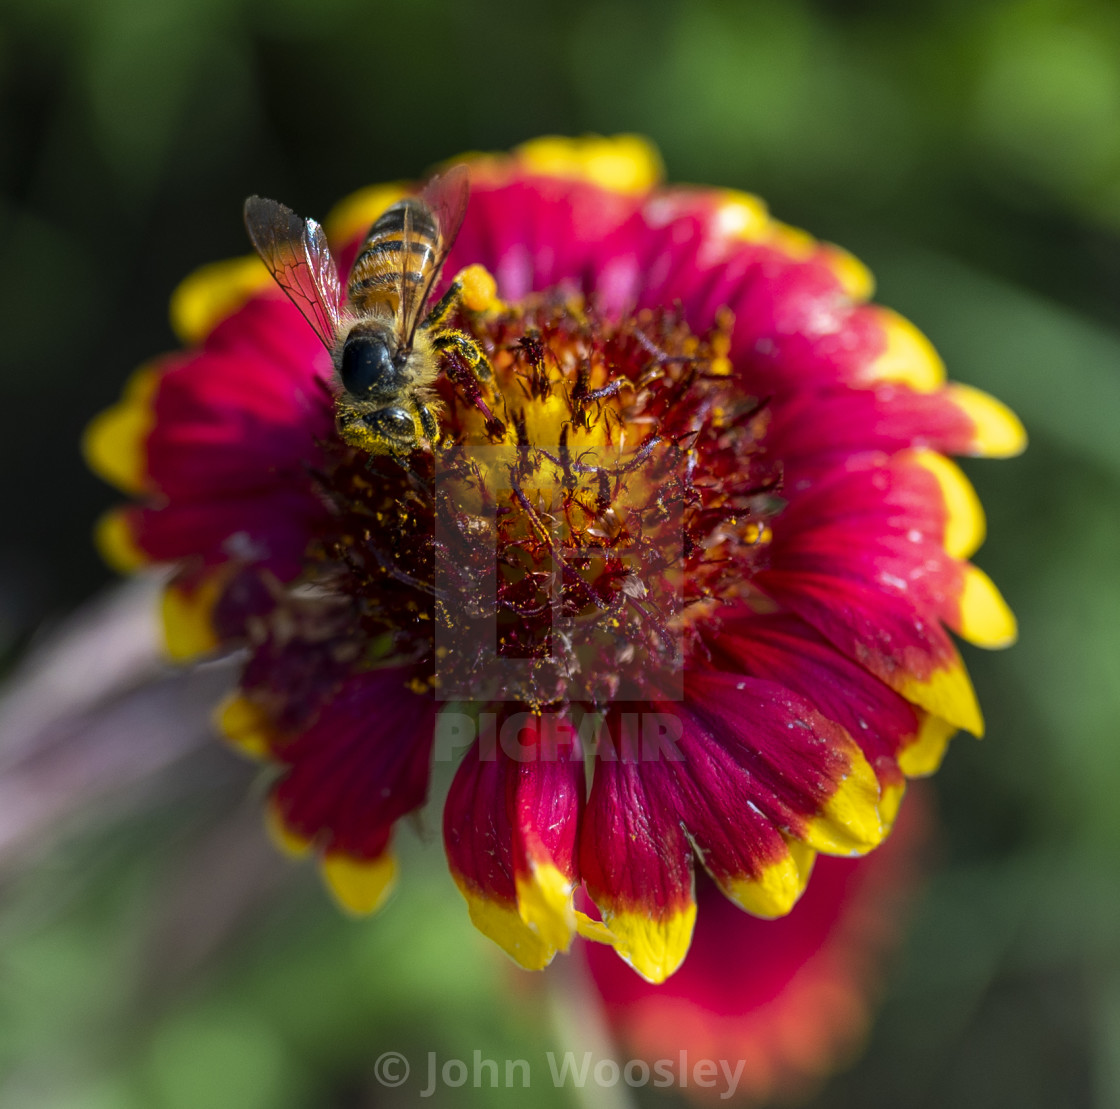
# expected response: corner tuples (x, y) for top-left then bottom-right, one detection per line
(972, 0), (1120, 219)
(873, 247), (1120, 481)
(146, 1006), (298, 1109)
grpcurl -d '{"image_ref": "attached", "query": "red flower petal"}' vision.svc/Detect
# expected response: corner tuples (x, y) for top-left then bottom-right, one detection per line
(269, 668), (435, 900)
(444, 710), (584, 971)
(711, 611), (916, 818)
(580, 725), (697, 985)
(757, 454), (984, 732)
(668, 672), (884, 862)
(764, 384), (979, 485)
(118, 491), (323, 583)
(148, 298), (334, 499)
(443, 175), (646, 303)
(582, 189), (887, 391)
(121, 295), (336, 579)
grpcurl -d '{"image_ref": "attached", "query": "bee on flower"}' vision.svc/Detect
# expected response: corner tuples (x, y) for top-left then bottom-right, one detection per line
(84, 136), (1023, 984)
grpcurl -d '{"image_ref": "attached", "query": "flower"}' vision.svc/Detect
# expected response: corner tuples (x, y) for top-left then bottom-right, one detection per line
(84, 135), (1024, 983)
(581, 785), (930, 1103)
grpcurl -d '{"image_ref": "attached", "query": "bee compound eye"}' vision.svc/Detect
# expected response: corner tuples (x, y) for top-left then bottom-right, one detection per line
(368, 406), (417, 440)
(340, 336), (395, 397)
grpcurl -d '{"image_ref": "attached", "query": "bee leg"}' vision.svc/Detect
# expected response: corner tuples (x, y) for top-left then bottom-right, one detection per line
(418, 403), (440, 444)
(338, 403), (420, 461)
(431, 328), (494, 383)
(389, 453), (418, 478)
(422, 281), (462, 331)
(362, 447), (414, 475)
(424, 264), (502, 331)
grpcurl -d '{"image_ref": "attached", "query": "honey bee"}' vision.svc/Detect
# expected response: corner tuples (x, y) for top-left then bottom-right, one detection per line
(244, 164), (492, 456)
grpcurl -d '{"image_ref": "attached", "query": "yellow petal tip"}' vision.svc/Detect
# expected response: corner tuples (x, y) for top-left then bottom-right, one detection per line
(325, 183), (409, 251)
(170, 254), (272, 345)
(93, 509), (148, 573)
(805, 745), (886, 856)
(574, 911), (615, 946)
(723, 839), (816, 919)
(899, 660), (983, 738)
(899, 713), (959, 777)
(82, 366), (160, 496)
(601, 901), (696, 984)
(819, 243), (876, 301)
(321, 852), (397, 916)
(957, 564), (1018, 649)
(515, 134), (663, 194)
(911, 449), (986, 560)
(456, 881), (557, 970)
(161, 576), (223, 661)
(765, 219), (816, 261)
(264, 801), (313, 859)
(865, 308), (946, 392)
(214, 694), (273, 760)
(879, 778), (907, 829)
(947, 383), (1027, 458)
(714, 191), (772, 242)
(515, 861), (577, 953)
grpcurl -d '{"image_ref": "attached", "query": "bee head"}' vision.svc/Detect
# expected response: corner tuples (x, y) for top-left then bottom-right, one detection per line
(339, 332), (406, 400)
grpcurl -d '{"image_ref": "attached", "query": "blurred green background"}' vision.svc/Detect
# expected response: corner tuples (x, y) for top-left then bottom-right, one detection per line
(3, 0), (1120, 1105)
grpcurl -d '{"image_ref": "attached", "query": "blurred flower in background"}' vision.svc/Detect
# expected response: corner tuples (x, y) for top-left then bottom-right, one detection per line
(583, 792), (930, 1104)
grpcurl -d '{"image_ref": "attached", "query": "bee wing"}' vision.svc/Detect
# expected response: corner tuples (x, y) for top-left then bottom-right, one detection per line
(396, 163), (471, 345)
(243, 195), (343, 350)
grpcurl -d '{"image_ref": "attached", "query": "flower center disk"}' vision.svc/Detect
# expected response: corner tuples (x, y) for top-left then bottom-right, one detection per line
(314, 289), (780, 709)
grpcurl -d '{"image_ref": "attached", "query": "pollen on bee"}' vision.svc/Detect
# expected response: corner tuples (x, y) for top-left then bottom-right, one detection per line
(456, 264), (501, 314)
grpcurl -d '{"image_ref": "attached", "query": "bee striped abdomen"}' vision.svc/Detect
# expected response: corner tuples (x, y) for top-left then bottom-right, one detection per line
(348, 198), (439, 315)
